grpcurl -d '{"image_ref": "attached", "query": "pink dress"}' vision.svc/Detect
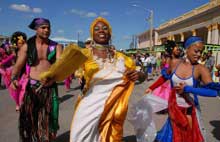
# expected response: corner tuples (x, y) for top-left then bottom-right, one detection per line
(0, 65), (29, 106)
(152, 63), (171, 101)
(152, 81), (171, 101)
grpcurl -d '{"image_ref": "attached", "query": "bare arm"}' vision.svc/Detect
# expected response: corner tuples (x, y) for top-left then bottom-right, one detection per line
(10, 44), (27, 89)
(12, 43), (27, 77)
(56, 44), (63, 59)
(199, 64), (213, 84)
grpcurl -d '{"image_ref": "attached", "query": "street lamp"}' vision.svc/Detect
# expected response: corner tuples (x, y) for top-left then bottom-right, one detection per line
(132, 4), (153, 51)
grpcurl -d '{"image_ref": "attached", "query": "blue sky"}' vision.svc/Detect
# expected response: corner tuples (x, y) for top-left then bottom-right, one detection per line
(0, 0), (209, 49)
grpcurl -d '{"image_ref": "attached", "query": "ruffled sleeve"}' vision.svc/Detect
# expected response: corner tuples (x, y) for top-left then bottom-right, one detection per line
(161, 67), (171, 79)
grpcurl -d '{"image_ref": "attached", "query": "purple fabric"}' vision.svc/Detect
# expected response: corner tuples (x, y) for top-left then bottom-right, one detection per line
(29, 18), (50, 30)
(49, 41), (56, 52)
(30, 79), (37, 85)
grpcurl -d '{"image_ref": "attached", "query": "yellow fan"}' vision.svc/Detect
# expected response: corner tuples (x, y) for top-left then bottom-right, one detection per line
(40, 43), (89, 82)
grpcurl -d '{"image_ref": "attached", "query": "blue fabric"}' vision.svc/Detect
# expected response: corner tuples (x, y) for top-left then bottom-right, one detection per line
(147, 66), (152, 73)
(202, 82), (220, 96)
(184, 85), (217, 97)
(192, 77), (199, 106)
(202, 82), (220, 90)
(184, 36), (203, 49)
(161, 68), (171, 80)
(156, 118), (173, 142)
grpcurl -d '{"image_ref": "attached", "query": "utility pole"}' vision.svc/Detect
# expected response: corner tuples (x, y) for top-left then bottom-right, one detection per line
(131, 4), (153, 51)
(147, 10), (153, 51)
(77, 32), (80, 41)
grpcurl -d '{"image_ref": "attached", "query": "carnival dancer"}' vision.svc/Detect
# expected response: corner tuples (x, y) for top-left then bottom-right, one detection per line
(146, 40), (182, 102)
(149, 36), (219, 142)
(69, 17), (146, 142)
(39, 16), (145, 142)
(4, 31), (28, 111)
(10, 18), (63, 142)
(0, 46), (9, 88)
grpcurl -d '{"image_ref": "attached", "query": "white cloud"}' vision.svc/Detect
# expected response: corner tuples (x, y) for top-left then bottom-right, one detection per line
(32, 8), (42, 13)
(51, 36), (77, 43)
(100, 11), (109, 16)
(85, 12), (97, 18)
(70, 9), (85, 17)
(10, 4), (42, 13)
(70, 9), (97, 18)
(10, 4), (31, 12)
(57, 29), (64, 33)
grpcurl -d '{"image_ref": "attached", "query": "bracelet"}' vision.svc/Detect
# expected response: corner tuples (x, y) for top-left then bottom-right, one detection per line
(11, 74), (18, 81)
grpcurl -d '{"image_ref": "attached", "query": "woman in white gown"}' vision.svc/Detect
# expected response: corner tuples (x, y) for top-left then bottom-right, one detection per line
(68, 17), (145, 142)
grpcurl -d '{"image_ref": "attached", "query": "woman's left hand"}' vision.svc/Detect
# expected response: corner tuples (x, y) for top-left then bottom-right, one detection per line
(174, 82), (186, 94)
(124, 70), (139, 82)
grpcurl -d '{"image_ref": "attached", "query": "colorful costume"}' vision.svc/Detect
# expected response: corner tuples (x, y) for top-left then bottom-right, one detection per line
(40, 17), (139, 142)
(0, 31), (28, 108)
(19, 36), (59, 142)
(156, 36), (219, 142)
(152, 63), (171, 101)
(69, 49), (136, 142)
(0, 53), (29, 107)
(69, 17), (137, 142)
(0, 53), (16, 87)
(40, 44), (137, 142)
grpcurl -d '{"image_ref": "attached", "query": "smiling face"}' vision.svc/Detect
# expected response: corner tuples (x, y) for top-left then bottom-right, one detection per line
(93, 21), (111, 45)
(186, 42), (204, 64)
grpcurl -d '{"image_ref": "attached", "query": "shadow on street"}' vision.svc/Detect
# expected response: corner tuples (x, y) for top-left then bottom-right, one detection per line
(210, 120), (220, 140)
(55, 131), (70, 142)
(70, 85), (81, 91)
(122, 135), (137, 142)
(55, 133), (138, 142)
(59, 94), (74, 104)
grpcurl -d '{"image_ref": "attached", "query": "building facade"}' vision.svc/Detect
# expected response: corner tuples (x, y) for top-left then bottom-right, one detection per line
(137, 0), (220, 48)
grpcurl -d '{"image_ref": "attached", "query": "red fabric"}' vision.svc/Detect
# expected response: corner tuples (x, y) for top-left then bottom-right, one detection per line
(149, 76), (167, 90)
(168, 89), (204, 142)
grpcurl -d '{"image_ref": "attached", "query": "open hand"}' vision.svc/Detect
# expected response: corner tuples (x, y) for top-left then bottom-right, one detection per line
(41, 77), (55, 87)
(145, 88), (153, 94)
(10, 80), (19, 90)
(124, 70), (139, 82)
(174, 82), (186, 94)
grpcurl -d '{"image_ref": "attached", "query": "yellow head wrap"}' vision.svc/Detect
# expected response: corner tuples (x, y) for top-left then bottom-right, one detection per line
(90, 17), (112, 39)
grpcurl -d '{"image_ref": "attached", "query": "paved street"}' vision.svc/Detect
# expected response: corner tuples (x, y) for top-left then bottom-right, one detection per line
(0, 78), (220, 142)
